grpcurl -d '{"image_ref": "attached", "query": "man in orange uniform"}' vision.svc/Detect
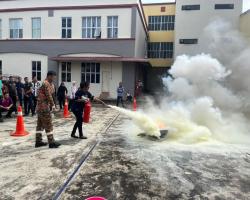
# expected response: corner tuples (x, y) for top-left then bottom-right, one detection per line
(35, 71), (61, 148)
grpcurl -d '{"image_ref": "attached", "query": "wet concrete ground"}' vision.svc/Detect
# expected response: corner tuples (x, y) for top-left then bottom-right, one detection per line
(1, 108), (250, 200)
(0, 107), (118, 200)
(62, 116), (250, 200)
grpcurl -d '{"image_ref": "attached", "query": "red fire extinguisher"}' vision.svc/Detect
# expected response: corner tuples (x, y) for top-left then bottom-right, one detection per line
(83, 101), (91, 123)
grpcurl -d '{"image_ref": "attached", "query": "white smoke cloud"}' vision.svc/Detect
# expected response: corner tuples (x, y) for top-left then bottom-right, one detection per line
(116, 19), (250, 145)
(156, 19), (250, 144)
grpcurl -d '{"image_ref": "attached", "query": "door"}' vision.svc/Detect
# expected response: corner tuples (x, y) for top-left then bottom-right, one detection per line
(102, 71), (110, 93)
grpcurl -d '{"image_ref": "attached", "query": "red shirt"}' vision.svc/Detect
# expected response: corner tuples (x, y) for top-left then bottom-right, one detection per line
(0, 97), (13, 108)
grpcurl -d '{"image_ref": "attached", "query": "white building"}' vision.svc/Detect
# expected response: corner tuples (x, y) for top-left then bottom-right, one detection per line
(0, 0), (148, 99)
(174, 0), (242, 57)
(240, 9), (250, 43)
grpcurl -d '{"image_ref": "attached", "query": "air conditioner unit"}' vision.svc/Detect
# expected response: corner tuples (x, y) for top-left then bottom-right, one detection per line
(94, 29), (101, 38)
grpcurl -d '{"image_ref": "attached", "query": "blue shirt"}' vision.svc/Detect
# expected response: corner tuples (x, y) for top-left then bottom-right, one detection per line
(16, 82), (24, 95)
(117, 86), (124, 97)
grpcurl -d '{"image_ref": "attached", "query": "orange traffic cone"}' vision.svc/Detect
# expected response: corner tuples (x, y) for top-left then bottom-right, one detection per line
(10, 106), (29, 137)
(133, 97), (137, 111)
(63, 99), (70, 118)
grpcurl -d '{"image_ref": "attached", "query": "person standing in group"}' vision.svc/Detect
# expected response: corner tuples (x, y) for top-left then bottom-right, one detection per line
(2, 81), (9, 96)
(116, 82), (125, 107)
(32, 76), (41, 114)
(0, 75), (3, 100)
(57, 82), (68, 110)
(16, 77), (24, 107)
(71, 82), (97, 139)
(0, 93), (14, 122)
(51, 83), (57, 107)
(7, 76), (18, 114)
(35, 71), (61, 148)
(23, 77), (34, 116)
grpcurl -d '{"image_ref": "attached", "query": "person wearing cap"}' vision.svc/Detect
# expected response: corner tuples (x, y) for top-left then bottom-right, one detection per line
(35, 71), (61, 148)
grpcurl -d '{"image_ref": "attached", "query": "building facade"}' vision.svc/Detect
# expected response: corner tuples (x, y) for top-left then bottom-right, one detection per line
(0, 0), (148, 99)
(0, 0), (245, 97)
(175, 0), (243, 57)
(143, 2), (175, 92)
(240, 9), (250, 43)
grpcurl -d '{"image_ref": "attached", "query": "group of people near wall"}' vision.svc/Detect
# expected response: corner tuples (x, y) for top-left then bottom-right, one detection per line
(0, 75), (39, 121)
(0, 75), (77, 122)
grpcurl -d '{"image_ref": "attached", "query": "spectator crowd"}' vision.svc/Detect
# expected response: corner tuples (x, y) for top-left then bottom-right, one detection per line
(0, 75), (70, 122)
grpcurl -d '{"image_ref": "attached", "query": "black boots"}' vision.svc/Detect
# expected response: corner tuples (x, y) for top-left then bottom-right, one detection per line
(79, 136), (87, 139)
(49, 142), (61, 148)
(35, 133), (61, 148)
(71, 133), (79, 138)
(35, 141), (48, 148)
(71, 133), (87, 139)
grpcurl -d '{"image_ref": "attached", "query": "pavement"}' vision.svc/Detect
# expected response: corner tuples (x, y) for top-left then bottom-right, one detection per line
(1, 107), (250, 200)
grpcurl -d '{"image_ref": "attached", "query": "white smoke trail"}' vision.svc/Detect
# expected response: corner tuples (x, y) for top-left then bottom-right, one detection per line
(108, 105), (161, 138)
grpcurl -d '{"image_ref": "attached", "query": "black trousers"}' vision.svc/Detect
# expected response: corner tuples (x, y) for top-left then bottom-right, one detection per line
(72, 110), (83, 137)
(58, 97), (65, 110)
(24, 95), (34, 115)
(33, 96), (38, 113)
(18, 93), (23, 107)
(0, 107), (14, 118)
(116, 96), (124, 107)
(10, 95), (17, 113)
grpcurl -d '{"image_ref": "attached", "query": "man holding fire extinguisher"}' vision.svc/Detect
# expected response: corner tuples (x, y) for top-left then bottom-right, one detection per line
(71, 82), (98, 139)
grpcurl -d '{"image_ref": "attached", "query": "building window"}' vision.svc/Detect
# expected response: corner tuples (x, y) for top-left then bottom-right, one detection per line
(62, 17), (72, 39)
(82, 17), (101, 38)
(179, 39), (198, 44)
(107, 16), (118, 38)
(0, 19), (2, 39)
(32, 18), (41, 39)
(161, 7), (166, 12)
(182, 5), (200, 10)
(32, 61), (41, 81)
(0, 61), (2, 75)
(148, 42), (173, 59)
(9, 18), (23, 39)
(81, 63), (100, 84)
(215, 4), (234, 10)
(61, 62), (71, 82)
(48, 10), (54, 17)
(148, 15), (175, 31)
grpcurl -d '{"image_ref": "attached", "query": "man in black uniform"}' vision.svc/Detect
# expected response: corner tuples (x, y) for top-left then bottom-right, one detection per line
(7, 76), (17, 114)
(71, 82), (97, 139)
(23, 77), (34, 116)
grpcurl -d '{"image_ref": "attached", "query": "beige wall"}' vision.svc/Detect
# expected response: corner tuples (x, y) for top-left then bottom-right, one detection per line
(240, 11), (250, 43)
(0, 53), (48, 80)
(143, 3), (176, 67)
